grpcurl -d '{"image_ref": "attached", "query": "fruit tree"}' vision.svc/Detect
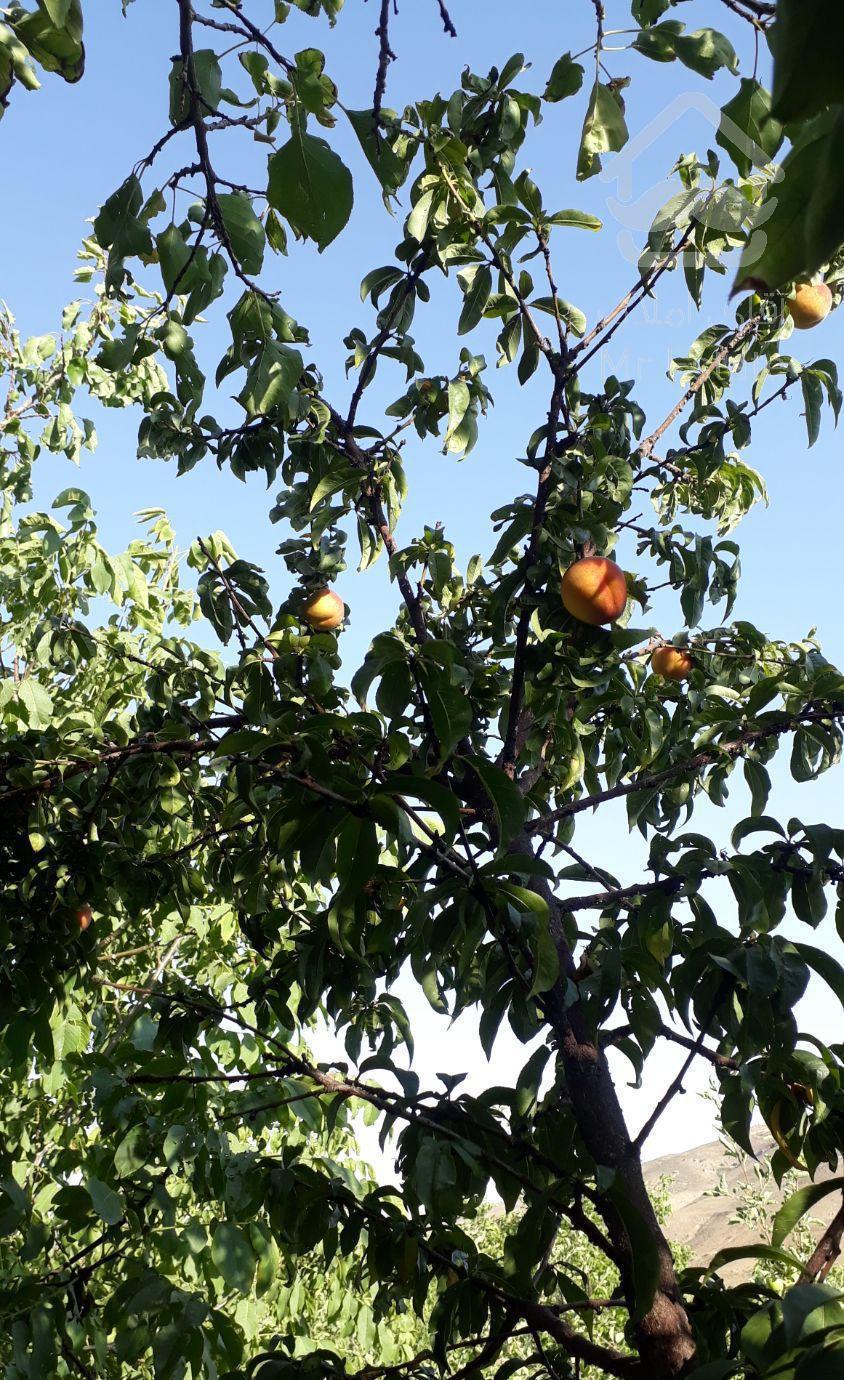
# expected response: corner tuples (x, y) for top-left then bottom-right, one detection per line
(2, 1), (844, 1378)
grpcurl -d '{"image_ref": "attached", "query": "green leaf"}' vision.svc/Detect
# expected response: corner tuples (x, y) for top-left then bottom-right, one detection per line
(17, 678), (54, 728)
(211, 1221), (255, 1293)
(781, 1282), (844, 1347)
(335, 815), (379, 900)
(445, 378), (471, 446)
(632, 0), (671, 22)
(346, 108), (413, 196)
(156, 223), (192, 294)
(113, 1126), (148, 1178)
(531, 295), (587, 337)
(805, 109), (844, 281)
(462, 756), (526, 846)
(577, 81), (629, 181)
(238, 340), (304, 417)
(169, 49), (221, 124)
(86, 1177), (123, 1225)
(770, 1), (844, 122)
(382, 772), (461, 844)
(717, 79), (783, 179)
(528, 916), (559, 998)
(418, 668), (472, 756)
(250, 1222), (280, 1296)
(458, 265), (492, 335)
(731, 816), (785, 849)
(11, 2), (84, 82)
(41, 0), (75, 27)
(796, 1343), (844, 1379)
(217, 192), (266, 275)
(496, 883), (549, 921)
(735, 115), (834, 292)
(406, 187), (436, 243)
(544, 53), (584, 103)
(705, 1242), (804, 1278)
(93, 175), (153, 262)
(773, 1178), (844, 1249)
(634, 23), (737, 79)
(802, 373), (823, 448)
(793, 942), (844, 1008)
(267, 128), (354, 250)
(547, 209), (602, 231)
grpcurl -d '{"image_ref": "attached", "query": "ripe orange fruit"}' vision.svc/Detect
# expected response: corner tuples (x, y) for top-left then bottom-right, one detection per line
(560, 557), (627, 626)
(76, 903), (93, 932)
(303, 587), (345, 632)
(787, 282), (832, 330)
(651, 646), (693, 681)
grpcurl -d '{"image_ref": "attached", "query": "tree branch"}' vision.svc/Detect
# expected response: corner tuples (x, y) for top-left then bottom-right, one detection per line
(633, 1027), (710, 1152)
(657, 1023), (739, 1071)
(637, 316), (761, 464)
(565, 228), (694, 383)
(719, 0), (775, 26)
(530, 704), (844, 835)
(799, 1194), (844, 1284)
(373, 0), (396, 127)
(433, 0), (457, 37)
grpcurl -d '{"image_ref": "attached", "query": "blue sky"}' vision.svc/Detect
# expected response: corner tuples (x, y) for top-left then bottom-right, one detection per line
(4, 0), (843, 1158)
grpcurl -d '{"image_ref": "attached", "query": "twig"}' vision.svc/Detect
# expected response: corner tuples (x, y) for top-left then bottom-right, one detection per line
(347, 263), (426, 427)
(197, 537), (274, 660)
(373, 0), (396, 128)
(719, 0), (775, 26)
(60, 1340), (98, 1380)
(328, 405), (430, 647)
(637, 316), (761, 463)
(433, 0), (457, 37)
(566, 228), (694, 380)
(633, 988), (728, 1151)
(207, 4), (293, 74)
(102, 936), (183, 1055)
(657, 1023), (739, 1071)
(638, 375), (796, 486)
(633, 1031), (708, 1151)
(175, 0), (279, 298)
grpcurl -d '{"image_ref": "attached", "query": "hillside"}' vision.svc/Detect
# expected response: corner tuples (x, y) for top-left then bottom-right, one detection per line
(645, 1130), (840, 1281)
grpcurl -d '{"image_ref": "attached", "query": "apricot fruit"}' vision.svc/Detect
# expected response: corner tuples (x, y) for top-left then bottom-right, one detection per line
(76, 903), (93, 932)
(651, 646), (693, 681)
(303, 587), (345, 632)
(787, 282), (832, 330)
(560, 557), (627, 626)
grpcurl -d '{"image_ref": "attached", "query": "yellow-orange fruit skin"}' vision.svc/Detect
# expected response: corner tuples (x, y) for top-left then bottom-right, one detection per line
(303, 588), (345, 632)
(560, 557), (627, 626)
(76, 904), (93, 932)
(651, 646), (693, 681)
(787, 283), (832, 330)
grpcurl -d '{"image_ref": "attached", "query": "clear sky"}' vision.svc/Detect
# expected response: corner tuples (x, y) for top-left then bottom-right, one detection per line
(3, 0), (843, 1161)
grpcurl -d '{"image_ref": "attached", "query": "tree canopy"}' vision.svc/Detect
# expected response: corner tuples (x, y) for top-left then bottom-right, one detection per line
(2, 1), (844, 1378)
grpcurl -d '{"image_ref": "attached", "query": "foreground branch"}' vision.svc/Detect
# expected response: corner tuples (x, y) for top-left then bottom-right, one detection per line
(799, 1195), (844, 1284)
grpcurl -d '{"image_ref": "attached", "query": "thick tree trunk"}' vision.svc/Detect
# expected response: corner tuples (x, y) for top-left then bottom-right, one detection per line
(554, 1020), (697, 1376)
(519, 834), (697, 1377)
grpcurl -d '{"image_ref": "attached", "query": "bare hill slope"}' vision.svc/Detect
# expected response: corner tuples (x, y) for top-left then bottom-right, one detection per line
(644, 1130), (840, 1281)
